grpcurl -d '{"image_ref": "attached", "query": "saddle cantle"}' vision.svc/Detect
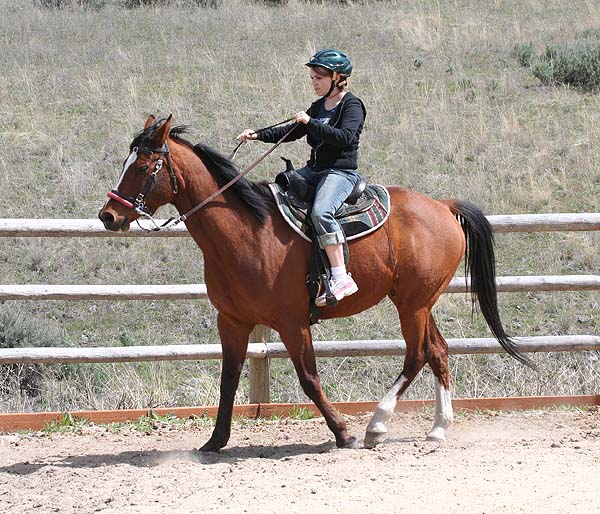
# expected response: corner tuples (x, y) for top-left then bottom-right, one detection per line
(268, 181), (391, 242)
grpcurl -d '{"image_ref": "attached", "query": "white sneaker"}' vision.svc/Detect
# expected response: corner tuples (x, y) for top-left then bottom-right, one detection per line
(315, 274), (358, 307)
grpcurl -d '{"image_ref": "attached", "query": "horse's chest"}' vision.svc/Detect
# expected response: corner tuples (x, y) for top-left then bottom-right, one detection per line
(203, 258), (266, 314)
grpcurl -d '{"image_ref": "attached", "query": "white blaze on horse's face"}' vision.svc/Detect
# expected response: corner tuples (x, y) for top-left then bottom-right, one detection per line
(100, 149), (139, 212)
(115, 150), (139, 189)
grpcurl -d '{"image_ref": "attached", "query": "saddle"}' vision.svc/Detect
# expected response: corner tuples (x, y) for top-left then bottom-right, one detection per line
(268, 161), (391, 244)
(268, 160), (391, 324)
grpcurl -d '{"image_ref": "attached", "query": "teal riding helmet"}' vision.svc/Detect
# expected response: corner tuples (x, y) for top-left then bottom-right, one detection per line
(306, 48), (353, 77)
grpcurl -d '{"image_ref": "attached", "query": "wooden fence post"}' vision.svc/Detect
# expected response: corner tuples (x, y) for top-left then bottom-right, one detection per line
(248, 325), (271, 404)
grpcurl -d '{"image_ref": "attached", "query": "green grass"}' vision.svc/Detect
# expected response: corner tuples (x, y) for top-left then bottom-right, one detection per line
(0, 0), (598, 412)
(117, 410), (214, 432)
(42, 412), (91, 433)
(289, 406), (316, 420)
(40, 409), (214, 434)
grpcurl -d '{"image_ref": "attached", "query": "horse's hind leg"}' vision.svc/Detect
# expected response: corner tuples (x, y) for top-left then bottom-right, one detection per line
(364, 308), (430, 448)
(425, 314), (453, 441)
(280, 324), (357, 449)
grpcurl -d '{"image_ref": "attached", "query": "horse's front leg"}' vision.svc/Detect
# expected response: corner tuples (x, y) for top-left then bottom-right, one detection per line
(280, 324), (357, 449)
(199, 313), (252, 453)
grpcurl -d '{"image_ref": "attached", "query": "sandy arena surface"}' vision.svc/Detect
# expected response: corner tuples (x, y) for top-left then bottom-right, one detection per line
(0, 408), (598, 514)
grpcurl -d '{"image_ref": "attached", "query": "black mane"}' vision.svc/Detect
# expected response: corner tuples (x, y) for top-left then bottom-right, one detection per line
(130, 120), (274, 223)
(130, 124), (155, 151)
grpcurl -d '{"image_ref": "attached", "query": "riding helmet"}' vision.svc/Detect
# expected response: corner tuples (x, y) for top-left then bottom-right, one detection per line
(306, 48), (353, 77)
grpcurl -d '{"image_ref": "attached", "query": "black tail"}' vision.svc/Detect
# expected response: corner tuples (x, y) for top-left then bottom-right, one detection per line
(450, 200), (534, 368)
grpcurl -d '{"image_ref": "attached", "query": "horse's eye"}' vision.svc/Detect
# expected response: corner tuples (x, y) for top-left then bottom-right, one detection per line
(138, 165), (149, 174)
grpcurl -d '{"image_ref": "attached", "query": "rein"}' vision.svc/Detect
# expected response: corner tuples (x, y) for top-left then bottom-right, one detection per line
(108, 118), (297, 232)
(162, 121), (297, 230)
(229, 116), (295, 160)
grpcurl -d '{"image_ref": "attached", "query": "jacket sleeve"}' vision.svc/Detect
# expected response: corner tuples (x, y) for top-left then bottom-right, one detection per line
(256, 122), (307, 144)
(304, 98), (365, 148)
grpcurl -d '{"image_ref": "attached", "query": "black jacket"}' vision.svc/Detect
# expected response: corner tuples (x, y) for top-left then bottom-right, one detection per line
(256, 92), (366, 171)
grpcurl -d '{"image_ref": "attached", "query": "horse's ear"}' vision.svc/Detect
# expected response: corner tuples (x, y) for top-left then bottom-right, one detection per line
(144, 115), (155, 129)
(151, 114), (172, 146)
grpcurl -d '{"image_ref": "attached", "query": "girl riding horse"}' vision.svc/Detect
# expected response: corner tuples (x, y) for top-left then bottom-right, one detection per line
(238, 48), (366, 307)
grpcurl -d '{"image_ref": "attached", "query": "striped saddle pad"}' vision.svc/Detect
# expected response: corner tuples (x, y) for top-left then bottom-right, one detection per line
(267, 182), (391, 242)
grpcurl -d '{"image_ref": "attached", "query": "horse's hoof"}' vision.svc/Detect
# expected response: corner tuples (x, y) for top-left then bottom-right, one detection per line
(336, 435), (358, 449)
(425, 427), (446, 442)
(198, 441), (222, 453)
(364, 430), (388, 449)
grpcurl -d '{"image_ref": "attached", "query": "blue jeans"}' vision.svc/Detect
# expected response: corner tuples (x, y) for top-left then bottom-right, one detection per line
(295, 166), (360, 249)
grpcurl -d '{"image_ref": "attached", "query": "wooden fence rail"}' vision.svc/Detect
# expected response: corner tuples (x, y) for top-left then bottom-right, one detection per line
(0, 213), (599, 237)
(0, 275), (599, 301)
(1, 335), (599, 365)
(1, 214), (598, 404)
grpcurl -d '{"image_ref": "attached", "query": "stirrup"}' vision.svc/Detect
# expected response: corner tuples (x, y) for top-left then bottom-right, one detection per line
(315, 274), (358, 307)
(315, 273), (338, 308)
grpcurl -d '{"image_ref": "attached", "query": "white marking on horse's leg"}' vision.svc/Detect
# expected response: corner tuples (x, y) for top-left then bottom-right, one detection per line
(364, 376), (407, 448)
(426, 376), (453, 441)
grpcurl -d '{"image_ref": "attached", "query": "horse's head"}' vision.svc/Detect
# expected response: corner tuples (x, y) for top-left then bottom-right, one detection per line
(98, 114), (179, 231)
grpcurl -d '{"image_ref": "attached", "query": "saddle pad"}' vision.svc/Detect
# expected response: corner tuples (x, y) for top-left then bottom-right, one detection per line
(268, 182), (391, 242)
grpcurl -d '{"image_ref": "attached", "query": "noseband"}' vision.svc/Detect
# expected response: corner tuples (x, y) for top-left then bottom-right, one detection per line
(107, 141), (178, 228)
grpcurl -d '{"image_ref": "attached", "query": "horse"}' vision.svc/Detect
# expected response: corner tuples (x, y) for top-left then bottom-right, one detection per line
(98, 115), (530, 452)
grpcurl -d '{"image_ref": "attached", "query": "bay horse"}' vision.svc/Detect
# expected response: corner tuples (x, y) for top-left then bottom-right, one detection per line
(99, 115), (529, 451)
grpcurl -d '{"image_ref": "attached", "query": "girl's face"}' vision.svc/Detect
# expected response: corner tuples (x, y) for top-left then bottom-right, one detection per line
(309, 68), (333, 96)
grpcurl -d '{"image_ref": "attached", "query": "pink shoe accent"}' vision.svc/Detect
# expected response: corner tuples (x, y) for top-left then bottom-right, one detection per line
(315, 274), (358, 307)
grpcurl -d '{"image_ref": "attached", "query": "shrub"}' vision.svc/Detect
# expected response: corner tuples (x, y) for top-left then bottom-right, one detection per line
(536, 43), (600, 90)
(511, 42), (535, 68)
(0, 309), (65, 397)
(513, 34), (600, 91)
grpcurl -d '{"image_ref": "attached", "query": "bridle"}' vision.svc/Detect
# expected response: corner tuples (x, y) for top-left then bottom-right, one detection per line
(107, 141), (179, 230)
(106, 118), (296, 232)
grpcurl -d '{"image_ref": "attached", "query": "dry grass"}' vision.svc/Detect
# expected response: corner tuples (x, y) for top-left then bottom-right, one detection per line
(0, 0), (598, 411)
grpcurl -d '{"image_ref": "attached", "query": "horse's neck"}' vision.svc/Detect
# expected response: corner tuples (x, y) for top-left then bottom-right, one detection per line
(173, 149), (262, 260)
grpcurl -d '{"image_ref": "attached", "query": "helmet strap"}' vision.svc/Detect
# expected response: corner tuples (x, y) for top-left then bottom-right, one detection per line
(324, 80), (337, 98)
(324, 71), (346, 98)
(336, 76), (348, 88)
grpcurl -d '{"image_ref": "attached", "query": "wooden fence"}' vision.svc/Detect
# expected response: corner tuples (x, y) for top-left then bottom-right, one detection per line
(1, 214), (599, 404)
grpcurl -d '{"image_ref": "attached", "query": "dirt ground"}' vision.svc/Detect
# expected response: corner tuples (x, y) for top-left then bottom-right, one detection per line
(0, 408), (598, 514)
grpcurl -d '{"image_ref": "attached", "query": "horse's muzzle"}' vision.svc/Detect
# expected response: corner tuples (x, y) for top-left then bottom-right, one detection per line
(98, 209), (130, 232)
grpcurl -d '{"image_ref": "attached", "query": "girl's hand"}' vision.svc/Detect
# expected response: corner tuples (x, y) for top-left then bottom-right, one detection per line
(237, 129), (257, 142)
(294, 111), (310, 124)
